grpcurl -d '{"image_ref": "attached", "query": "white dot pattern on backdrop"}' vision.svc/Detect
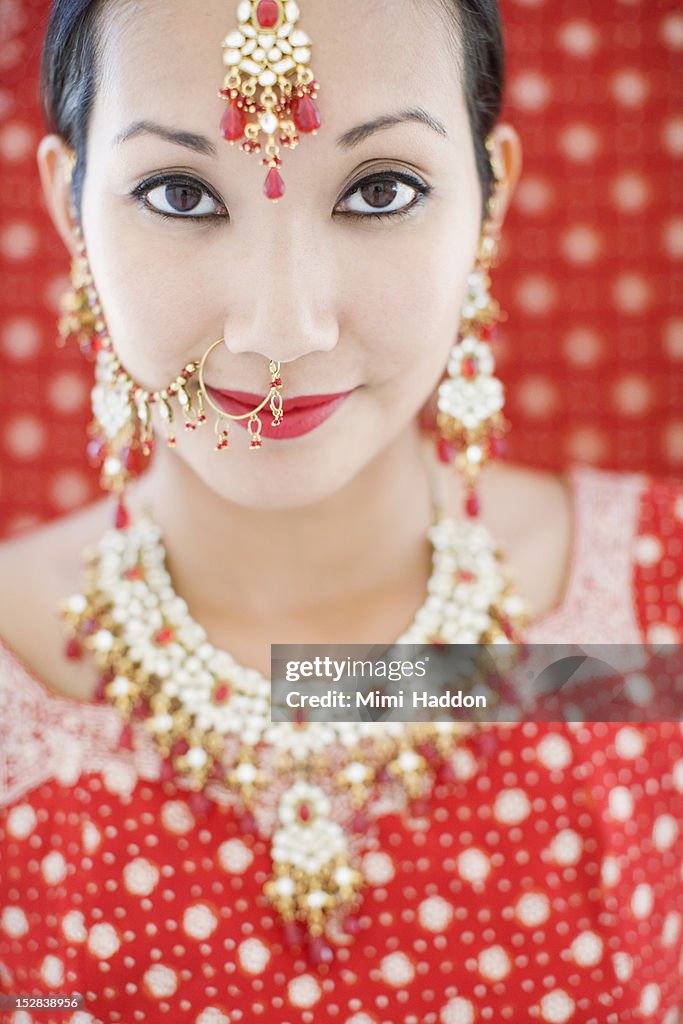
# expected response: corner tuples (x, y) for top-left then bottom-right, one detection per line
(498, 3), (680, 476)
(0, 466), (682, 1022)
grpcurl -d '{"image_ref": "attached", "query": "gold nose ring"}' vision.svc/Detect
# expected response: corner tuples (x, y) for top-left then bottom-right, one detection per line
(197, 339), (283, 450)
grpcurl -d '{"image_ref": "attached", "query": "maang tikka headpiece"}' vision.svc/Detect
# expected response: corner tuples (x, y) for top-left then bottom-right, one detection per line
(219, 0), (321, 200)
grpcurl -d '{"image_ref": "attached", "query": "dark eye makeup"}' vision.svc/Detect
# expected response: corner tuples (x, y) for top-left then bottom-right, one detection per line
(128, 169), (433, 225)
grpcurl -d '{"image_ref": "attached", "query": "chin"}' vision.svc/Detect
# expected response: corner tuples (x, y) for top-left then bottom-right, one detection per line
(187, 441), (374, 511)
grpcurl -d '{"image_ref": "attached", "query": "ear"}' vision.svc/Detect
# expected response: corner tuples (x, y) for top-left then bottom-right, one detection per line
(37, 134), (81, 258)
(484, 122), (523, 230)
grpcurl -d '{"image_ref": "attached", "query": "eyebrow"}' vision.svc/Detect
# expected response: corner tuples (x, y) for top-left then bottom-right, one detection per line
(112, 107), (446, 157)
(336, 107), (447, 149)
(112, 121), (218, 156)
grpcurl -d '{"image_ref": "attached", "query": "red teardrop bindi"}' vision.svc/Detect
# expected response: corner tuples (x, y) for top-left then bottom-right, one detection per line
(264, 166), (285, 200)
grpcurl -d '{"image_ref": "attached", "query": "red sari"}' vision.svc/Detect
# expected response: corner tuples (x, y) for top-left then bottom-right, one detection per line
(1, 465), (682, 1024)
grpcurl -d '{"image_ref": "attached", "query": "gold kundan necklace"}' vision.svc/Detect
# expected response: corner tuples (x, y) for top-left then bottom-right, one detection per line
(60, 506), (528, 964)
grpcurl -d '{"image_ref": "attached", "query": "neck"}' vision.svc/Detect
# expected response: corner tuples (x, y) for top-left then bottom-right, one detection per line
(130, 424), (438, 628)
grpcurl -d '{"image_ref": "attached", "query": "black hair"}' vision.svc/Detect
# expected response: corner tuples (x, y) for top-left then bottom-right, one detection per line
(41, 0), (505, 219)
(446, 0), (505, 211)
(41, 0), (105, 218)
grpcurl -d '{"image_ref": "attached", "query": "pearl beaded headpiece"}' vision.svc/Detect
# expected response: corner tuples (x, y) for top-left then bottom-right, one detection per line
(220, 0), (322, 201)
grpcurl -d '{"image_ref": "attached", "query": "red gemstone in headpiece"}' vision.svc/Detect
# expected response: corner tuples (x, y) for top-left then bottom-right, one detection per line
(293, 93), (321, 134)
(256, 0), (279, 27)
(264, 166), (285, 200)
(220, 101), (246, 141)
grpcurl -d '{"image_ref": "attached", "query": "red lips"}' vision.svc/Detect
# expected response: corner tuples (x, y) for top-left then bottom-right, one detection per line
(204, 387), (354, 440)
(210, 388), (351, 409)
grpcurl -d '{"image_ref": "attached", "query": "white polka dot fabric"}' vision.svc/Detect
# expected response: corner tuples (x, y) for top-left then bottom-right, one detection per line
(1, 465), (682, 1022)
(0, 3), (682, 537)
(496, 2), (682, 476)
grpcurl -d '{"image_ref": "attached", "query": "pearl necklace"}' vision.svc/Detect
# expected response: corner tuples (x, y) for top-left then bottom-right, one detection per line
(61, 510), (528, 962)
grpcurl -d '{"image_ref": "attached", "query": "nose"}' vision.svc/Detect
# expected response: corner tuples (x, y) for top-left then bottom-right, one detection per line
(222, 224), (339, 364)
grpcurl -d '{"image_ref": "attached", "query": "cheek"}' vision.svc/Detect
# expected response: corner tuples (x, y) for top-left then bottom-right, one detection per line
(81, 202), (218, 389)
(347, 223), (476, 380)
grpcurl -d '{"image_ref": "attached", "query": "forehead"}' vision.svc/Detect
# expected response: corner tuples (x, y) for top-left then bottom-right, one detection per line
(95, 0), (465, 151)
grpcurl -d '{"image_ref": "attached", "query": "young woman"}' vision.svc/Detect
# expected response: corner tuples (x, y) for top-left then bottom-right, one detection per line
(1, 1), (681, 1021)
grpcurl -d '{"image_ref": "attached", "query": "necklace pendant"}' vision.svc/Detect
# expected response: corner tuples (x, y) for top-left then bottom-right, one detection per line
(264, 780), (363, 939)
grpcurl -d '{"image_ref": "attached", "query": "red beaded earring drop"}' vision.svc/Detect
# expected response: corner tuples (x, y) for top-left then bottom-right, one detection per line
(434, 142), (509, 519)
(58, 221), (155, 532)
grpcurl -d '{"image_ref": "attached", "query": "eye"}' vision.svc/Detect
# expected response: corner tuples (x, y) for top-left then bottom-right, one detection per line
(131, 174), (226, 220)
(336, 172), (431, 220)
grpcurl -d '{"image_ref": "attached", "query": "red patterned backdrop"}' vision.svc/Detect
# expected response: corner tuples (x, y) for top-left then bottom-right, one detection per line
(0, 0), (681, 539)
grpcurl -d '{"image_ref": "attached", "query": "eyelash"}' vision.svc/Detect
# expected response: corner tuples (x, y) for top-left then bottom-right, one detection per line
(129, 171), (432, 224)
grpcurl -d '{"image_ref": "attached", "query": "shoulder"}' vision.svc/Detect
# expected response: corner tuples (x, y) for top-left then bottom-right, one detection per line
(0, 515), (74, 664)
(562, 463), (682, 638)
(0, 496), (113, 701)
(0, 498), (105, 619)
(555, 460), (681, 551)
(574, 462), (682, 525)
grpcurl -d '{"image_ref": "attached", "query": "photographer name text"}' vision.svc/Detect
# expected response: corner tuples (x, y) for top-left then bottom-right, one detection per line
(284, 689), (487, 709)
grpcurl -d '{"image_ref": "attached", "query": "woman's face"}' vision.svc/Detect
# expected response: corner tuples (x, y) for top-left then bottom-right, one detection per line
(75, 0), (487, 509)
